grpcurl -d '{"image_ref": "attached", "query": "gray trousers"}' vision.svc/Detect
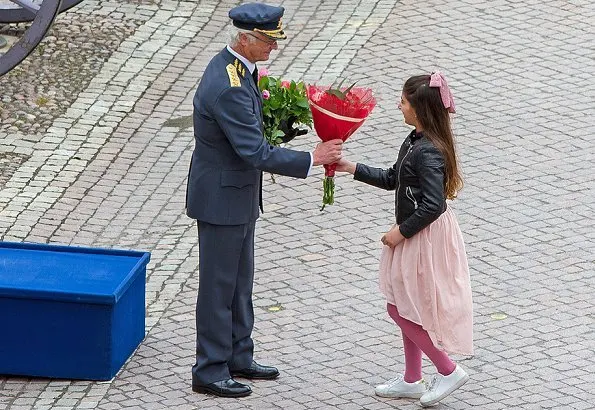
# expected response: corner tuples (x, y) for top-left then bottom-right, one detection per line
(192, 220), (255, 385)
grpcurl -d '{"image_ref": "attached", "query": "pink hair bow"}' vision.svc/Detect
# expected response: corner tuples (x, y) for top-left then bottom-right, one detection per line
(429, 71), (456, 113)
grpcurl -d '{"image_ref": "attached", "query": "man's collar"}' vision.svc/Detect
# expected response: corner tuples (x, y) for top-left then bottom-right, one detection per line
(226, 45), (255, 74)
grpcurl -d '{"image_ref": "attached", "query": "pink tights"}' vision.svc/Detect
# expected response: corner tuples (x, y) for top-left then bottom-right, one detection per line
(387, 303), (456, 383)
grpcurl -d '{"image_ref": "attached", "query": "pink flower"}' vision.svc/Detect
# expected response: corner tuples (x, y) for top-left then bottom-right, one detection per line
(258, 67), (270, 81)
(262, 90), (270, 99)
(280, 80), (291, 89)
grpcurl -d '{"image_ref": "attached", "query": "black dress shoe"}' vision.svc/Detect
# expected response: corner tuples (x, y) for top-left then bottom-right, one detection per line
(231, 361), (280, 380)
(192, 378), (251, 398)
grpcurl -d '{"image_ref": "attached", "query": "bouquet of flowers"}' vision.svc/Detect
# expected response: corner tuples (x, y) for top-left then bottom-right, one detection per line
(258, 68), (312, 147)
(307, 80), (376, 210)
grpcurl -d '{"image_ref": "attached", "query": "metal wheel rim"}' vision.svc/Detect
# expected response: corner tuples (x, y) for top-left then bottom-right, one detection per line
(0, 0), (62, 76)
(0, 0), (82, 23)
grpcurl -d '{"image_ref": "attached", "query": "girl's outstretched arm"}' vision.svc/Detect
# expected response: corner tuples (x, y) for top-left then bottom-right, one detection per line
(335, 158), (357, 174)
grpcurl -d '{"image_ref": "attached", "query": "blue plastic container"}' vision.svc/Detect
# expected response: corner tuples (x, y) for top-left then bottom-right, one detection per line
(0, 242), (150, 380)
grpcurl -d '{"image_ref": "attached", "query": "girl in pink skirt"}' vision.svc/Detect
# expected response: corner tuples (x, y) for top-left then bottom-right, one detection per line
(336, 72), (473, 407)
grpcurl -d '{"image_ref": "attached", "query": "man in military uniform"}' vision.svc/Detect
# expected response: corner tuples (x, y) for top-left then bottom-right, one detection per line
(186, 2), (343, 398)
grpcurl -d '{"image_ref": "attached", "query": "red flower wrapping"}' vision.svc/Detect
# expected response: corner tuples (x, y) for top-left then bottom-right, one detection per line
(307, 84), (376, 208)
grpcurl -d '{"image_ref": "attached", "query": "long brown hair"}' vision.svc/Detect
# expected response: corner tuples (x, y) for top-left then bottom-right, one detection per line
(402, 75), (463, 199)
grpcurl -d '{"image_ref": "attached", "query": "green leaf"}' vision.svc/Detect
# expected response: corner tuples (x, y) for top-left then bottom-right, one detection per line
(296, 98), (310, 108)
(324, 79), (358, 100)
(259, 76), (269, 90)
(344, 81), (357, 94)
(326, 89), (346, 100)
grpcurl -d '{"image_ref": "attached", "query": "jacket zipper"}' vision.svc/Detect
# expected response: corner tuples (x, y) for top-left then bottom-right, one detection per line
(396, 144), (414, 219)
(406, 186), (418, 209)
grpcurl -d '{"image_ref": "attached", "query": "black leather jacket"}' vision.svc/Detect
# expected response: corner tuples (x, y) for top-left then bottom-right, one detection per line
(354, 130), (447, 238)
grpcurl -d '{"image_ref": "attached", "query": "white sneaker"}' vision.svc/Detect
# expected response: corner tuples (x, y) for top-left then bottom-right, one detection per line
(420, 365), (469, 407)
(374, 374), (427, 398)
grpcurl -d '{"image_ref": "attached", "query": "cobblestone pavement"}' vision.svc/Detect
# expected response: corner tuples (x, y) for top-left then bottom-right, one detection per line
(1, 0), (594, 409)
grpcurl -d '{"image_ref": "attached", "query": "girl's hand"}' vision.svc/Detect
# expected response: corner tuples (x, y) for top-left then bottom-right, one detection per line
(335, 158), (357, 174)
(381, 225), (405, 247)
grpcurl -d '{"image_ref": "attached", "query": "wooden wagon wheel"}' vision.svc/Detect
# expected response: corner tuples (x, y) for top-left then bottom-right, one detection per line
(0, 0), (83, 23)
(0, 0), (66, 76)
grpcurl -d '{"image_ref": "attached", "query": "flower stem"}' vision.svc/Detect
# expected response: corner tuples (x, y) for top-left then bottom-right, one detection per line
(321, 176), (335, 211)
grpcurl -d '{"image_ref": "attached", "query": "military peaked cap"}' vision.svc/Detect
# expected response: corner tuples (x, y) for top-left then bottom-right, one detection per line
(229, 3), (287, 40)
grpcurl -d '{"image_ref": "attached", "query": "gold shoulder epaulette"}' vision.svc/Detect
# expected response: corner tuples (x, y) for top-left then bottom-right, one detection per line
(226, 64), (241, 87)
(234, 59), (246, 77)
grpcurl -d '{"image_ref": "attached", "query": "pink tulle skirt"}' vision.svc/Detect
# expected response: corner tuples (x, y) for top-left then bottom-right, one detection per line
(379, 207), (474, 355)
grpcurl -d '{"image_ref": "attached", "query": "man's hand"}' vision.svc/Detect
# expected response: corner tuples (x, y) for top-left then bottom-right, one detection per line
(279, 116), (308, 144)
(312, 139), (343, 165)
(381, 225), (405, 248)
(279, 128), (308, 144)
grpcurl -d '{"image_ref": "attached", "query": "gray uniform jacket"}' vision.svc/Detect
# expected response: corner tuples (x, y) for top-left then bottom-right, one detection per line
(186, 48), (311, 225)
